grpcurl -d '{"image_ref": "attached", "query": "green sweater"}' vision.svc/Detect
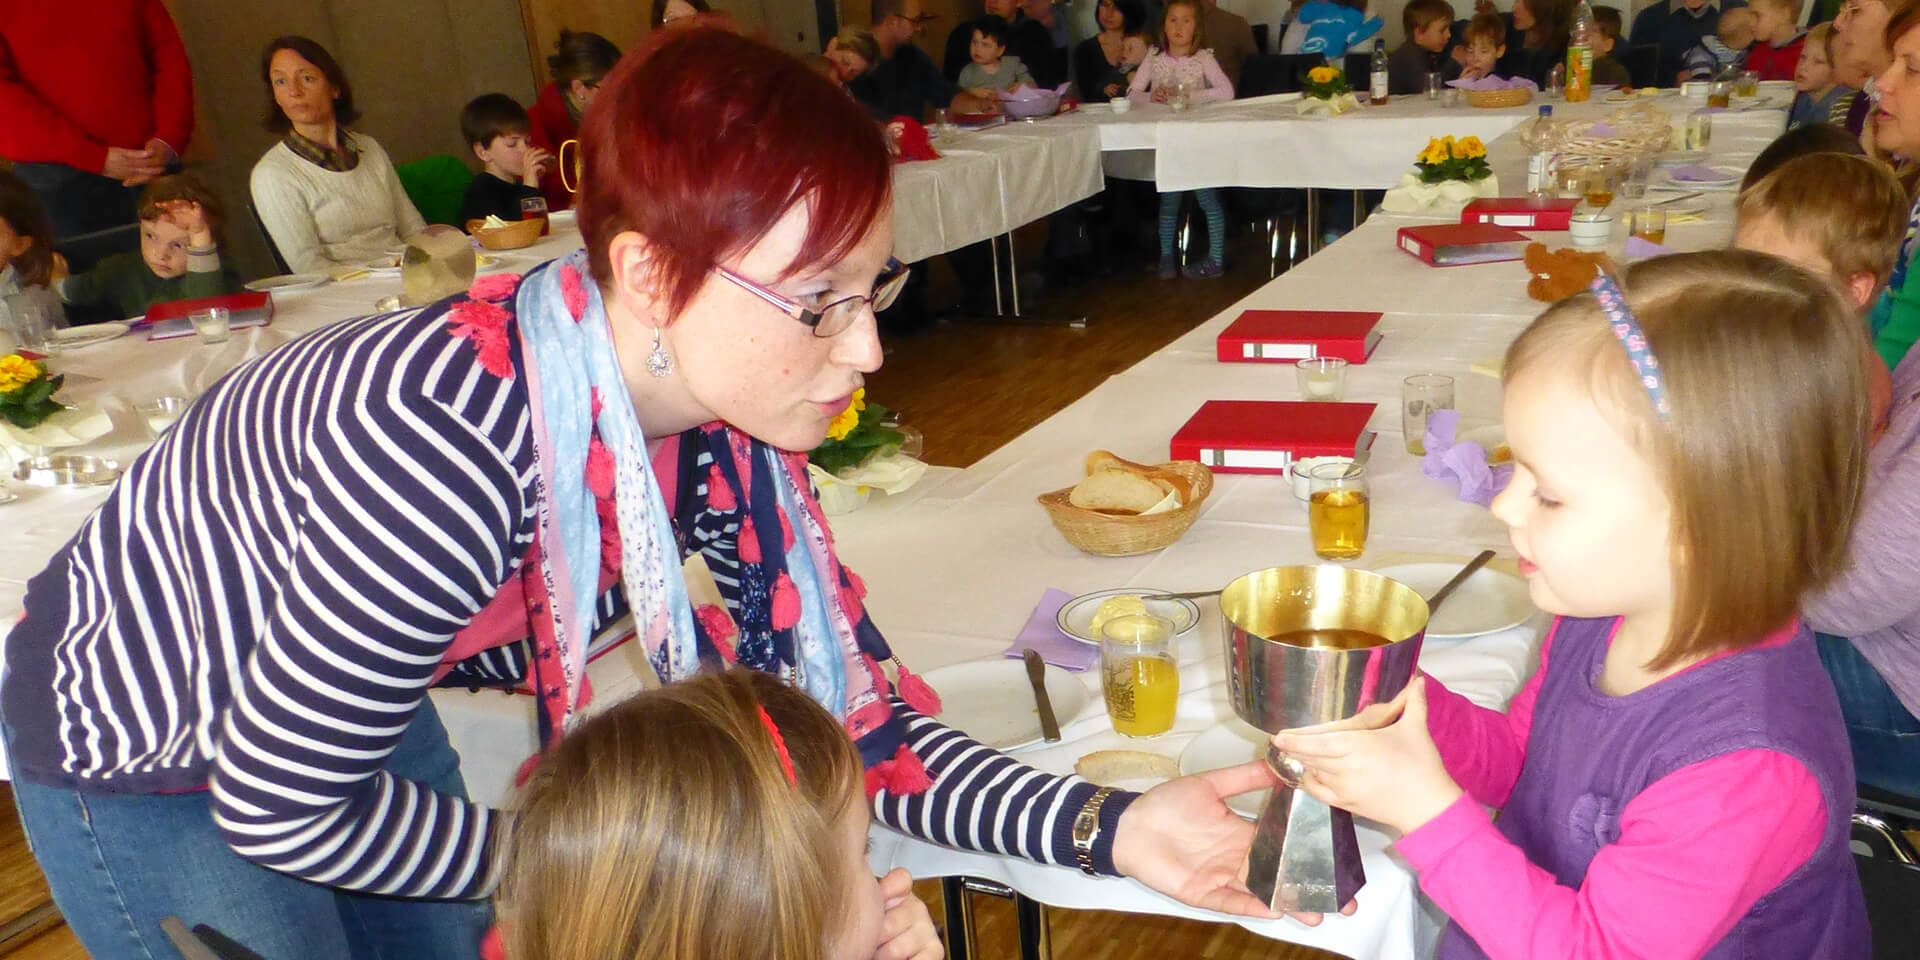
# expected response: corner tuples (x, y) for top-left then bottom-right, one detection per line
(59, 250), (242, 320)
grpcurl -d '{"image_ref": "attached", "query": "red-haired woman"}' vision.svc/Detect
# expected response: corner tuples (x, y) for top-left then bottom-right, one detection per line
(1, 24), (1281, 959)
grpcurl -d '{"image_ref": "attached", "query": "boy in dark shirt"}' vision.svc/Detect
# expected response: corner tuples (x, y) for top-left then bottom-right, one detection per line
(1390, 0), (1456, 95)
(458, 94), (553, 224)
(1592, 6), (1633, 87)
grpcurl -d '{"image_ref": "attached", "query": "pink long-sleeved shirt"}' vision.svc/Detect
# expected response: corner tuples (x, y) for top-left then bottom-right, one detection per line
(1128, 48), (1234, 104)
(1396, 620), (1826, 960)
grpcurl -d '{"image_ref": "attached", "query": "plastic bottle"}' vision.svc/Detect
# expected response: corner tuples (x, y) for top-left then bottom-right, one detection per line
(1520, 105), (1561, 196)
(1566, 0), (1595, 102)
(1370, 39), (1390, 105)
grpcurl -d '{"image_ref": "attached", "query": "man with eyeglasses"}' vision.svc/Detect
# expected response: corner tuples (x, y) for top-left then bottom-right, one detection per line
(849, 0), (1001, 123)
(1630, 0), (1749, 86)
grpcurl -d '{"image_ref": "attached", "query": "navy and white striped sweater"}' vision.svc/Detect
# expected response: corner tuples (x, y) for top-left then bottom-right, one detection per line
(2, 291), (1129, 899)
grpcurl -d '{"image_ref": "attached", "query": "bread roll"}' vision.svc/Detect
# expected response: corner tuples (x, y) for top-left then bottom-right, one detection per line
(1068, 470), (1165, 513)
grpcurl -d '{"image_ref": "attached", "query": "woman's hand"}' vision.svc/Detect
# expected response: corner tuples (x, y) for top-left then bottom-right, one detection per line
(873, 868), (942, 960)
(1151, 86), (1171, 103)
(1273, 677), (1463, 836)
(1111, 762), (1278, 918)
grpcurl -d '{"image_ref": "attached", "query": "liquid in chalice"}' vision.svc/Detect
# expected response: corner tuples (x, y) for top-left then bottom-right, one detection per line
(1309, 488), (1370, 559)
(1102, 654), (1180, 737)
(1269, 627), (1390, 650)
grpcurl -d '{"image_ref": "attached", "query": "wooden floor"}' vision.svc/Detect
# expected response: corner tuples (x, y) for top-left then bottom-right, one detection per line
(0, 220), (1348, 959)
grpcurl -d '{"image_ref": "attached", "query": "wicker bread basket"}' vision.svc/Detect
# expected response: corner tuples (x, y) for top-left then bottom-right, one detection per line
(465, 217), (545, 250)
(1556, 106), (1672, 162)
(1465, 87), (1533, 109)
(1037, 460), (1214, 557)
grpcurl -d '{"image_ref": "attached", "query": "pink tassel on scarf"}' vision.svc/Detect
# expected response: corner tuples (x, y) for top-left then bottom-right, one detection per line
(895, 663), (943, 715)
(864, 745), (933, 798)
(769, 572), (801, 631)
(737, 517), (762, 564)
(706, 465), (737, 512)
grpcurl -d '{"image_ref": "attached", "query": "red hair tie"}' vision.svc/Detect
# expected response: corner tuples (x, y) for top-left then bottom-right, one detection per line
(757, 705), (797, 785)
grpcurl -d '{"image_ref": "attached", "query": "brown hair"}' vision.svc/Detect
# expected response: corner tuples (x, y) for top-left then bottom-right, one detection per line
(496, 669), (865, 960)
(1403, 0), (1455, 39)
(833, 26), (882, 66)
(260, 36), (358, 133)
(1520, 0), (1573, 52)
(1737, 153), (1908, 287)
(1158, 0), (1209, 54)
(548, 30), (622, 88)
(1593, 6), (1623, 42)
(1464, 12), (1508, 50)
(136, 173), (228, 249)
(1503, 251), (1869, 669)
(1740, 122), (1866, 190)
(0, 170), (54, 289)
(1749, 0), (1805, 20)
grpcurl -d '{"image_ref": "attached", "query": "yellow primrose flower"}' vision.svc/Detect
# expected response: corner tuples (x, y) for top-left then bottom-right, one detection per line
(1457, 136), (1487, 159)
(1418, 138), (1449, 165)
(0, 353), (43, 394)
(1308, 66), (1337, 84)
(826, 387), (865, 442)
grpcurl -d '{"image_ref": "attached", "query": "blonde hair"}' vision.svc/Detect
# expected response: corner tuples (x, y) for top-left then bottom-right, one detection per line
(1809, 21), (1836, 61)
(832, 26), (880, 66)
(1504, 251), (1869, 669)
(495, 669), (865, 960)
(1749, 0), (1804, 21)
(1737, 152), (1909, 287)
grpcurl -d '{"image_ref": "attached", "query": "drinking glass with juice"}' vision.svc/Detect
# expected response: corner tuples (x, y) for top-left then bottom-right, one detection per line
(1100, 614), (1180, 737)
(1308, 460), (1370, 560)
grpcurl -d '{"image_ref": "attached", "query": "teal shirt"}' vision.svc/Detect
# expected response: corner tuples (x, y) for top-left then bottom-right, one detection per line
(59, 250), (243, 320)
(1873, 251), (1920, 372)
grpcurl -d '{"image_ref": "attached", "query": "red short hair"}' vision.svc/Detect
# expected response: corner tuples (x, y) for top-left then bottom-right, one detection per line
(577, 23), (892, 320)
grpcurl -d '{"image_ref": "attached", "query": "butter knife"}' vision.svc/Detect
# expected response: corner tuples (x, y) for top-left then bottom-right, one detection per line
(1022, 649), (1062, 742)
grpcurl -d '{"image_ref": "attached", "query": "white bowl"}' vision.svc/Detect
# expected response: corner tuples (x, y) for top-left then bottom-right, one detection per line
(1569, 213), (1614, 251)
(1110, 96), (1131, 114)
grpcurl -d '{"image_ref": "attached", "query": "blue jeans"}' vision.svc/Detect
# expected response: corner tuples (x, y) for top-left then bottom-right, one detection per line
(1816, 632), (1920, 798)
(8, 701), (490, 960)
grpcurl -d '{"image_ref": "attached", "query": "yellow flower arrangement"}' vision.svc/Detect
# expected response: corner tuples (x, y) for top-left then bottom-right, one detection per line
(811, 387), (907, 475)
(1418, 137), (1451, 165)
(1308, 66), (1338, 84)
(826, 388), (866, 442)
(0, 354), (39, 393)
(1413, 133), (1493, 184)
(0, 352), (65, 429)
(1302, 64), (1352, 100)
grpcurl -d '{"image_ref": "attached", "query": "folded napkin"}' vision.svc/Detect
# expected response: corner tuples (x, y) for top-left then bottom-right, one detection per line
(0, 402), (112, 458)
(1003, 588), (1098, 671)
(1421, 409), (1513, 508)
(1296, 92), (1361, 116)
(1379, 172), (1501, 213)
(1623, 236), (1675, 259)
(1447, 76), (1540, 92)
(1000, 82), (1072, 102)
(1668, 164), (1730, 182)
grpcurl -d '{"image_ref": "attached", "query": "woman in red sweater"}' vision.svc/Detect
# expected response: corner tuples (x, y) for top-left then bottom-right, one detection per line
(526, 30), (621, 212)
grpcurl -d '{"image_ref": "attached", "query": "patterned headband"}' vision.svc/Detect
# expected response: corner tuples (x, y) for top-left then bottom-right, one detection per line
(756, 705), (798, 786)
(1589, 274), (1672, 420)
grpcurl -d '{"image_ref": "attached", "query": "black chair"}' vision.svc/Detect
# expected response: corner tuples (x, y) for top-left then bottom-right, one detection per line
(1253, 23), (1270, 55)
(248, 201), (291, 276)
(1240, 53), (1323, 97)
(1344, 52), (1371, 87)
(1624, 45), (1662, 90)
(1852, 784), (1920, 959)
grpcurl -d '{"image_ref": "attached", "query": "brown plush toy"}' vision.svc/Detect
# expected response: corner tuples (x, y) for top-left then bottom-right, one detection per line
(1523, 242), (1614, 303)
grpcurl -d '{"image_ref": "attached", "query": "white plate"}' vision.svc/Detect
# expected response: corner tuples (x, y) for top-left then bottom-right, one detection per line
(474, 253), (511, 274)
(1056, 588), (1202, 645)
(1179, 720), (1272, 819)
(364, 254), (403, 276)
(921, 659), (1091, 750)
(1656, 197), (1709, 217)
(1372, 562), (1535, 639)
(545, 208), (577, 227)
(1664, 167), (1740, 187)
(1456, 424), (1508, 462)
(50, 322), (129, 348)
(1654, 150), (1708, 166)
(245, 273), (326, 293)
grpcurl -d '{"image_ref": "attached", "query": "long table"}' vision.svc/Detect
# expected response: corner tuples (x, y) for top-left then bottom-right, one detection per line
(891, 120), (1105, 264)
(0, 97), (1788, 957)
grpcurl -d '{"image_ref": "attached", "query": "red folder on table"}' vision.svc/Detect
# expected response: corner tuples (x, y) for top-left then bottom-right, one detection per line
(1169, 400), (1377, 474)
(1216, 310), (1383, 364)
(1396, 222), (1532, 267)
(1460, 196), (1580, 230)
(142, 292), (274, 341)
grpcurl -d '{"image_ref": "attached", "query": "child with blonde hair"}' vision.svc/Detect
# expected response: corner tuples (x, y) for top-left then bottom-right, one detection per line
(1278, 251), (1872, 958)
(495, 669), (941, 960)
(57, 172), (241, 318)
(0, 171), (57, 298)
(1789, 24), (1852, 129)
(1129, 0), (1233, 279)
(1455, 13), (1509, 82)
(1746, 0), (1808, 82)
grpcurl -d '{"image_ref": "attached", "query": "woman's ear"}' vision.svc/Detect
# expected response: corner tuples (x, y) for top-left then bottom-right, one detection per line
(605, 230), (665, 326)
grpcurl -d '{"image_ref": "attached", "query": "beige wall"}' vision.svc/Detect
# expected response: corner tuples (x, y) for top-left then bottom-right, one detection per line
(160, 0), (535, 278)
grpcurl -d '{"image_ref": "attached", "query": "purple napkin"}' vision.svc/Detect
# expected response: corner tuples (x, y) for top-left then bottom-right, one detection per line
(1447, 76), (1541, 92)
(1624, 236), (1675, 260)
(1669, 164), (1728, 182)
(1420, 409), (1514, 508)
(1586, 121), (1618, 136)
(1002, 588), (1098, 671)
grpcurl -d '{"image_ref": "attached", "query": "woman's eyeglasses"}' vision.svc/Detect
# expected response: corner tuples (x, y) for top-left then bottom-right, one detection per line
(713, 259), (911, 338)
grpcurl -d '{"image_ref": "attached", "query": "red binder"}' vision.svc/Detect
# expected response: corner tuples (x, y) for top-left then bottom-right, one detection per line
(1216, 310), (1383, 364)
(1460, 196), (1580, 230)
(142, 292), (275, 341)
(1396, 222), (1532, 267)
(1168, 400), (1378, 474)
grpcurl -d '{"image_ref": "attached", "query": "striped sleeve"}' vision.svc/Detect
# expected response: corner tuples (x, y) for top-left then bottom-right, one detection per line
(872, 700), (1138, 876)
(207, 341), (531, 899)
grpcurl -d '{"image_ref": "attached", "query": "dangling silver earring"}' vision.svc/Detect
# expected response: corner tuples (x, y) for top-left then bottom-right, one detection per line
(646, 326), (674, 378)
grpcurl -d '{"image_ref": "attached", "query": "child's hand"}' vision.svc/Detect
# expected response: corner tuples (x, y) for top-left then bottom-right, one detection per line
(157, 200), (213, 248)
(522, 147), (553, 187)
(1272, 677), (1463, 836)
(873, 868), (941, 960)
(1151, 86), (1171, 103)
(51, 253), (69, 282)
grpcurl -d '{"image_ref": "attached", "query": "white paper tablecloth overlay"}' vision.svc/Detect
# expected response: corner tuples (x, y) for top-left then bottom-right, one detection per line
(0, 98), (1785, 960)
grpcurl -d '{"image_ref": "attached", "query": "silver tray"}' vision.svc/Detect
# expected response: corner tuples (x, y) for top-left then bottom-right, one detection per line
(14, 454), (121, 487)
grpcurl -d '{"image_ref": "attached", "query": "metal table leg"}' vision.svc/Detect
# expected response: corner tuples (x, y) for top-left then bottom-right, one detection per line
(1306, 187), (1321, 256)
(988, 235), (1004, 317)
(941, 876), (976, 960)
(1352, 188), (1365, 230)
(1004, 231), (1022, 318)
(1013, 892), (1054, 960)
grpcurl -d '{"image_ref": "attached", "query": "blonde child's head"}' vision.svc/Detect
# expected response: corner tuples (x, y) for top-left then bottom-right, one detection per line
(1493, 252), (1869, 670)
(1749, 0), (1804, 45)
(1735, 152), (1907, 310)
(0, 171), (55, 289)
(1717, 7), (1757, 51)
(135, 173), (225, 281)
(826, 27), (880, 84)
(1122, 32), (1150, 65)
(1462, 13), (1508, 76)
(1403, 0), (1456, 53)
(1159, 0), (1207, 57)
(495, 668), (876, 960)
(1797, 23), (1839, 93)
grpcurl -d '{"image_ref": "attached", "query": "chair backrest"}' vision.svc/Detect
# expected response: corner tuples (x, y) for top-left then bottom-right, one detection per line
(1344, 52), (1371, 86)
(394, 154), (476, 228)
(248, 201), (291, 276)
(1240, 53), (1322, 97)
(1624, 45), (1662, 89)
(1253, 23), (1270, 55)
(1854, 814), (1920, 960)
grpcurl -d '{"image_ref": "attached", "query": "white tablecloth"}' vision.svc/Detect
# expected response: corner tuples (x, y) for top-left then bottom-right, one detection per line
(890, 121), (1105, 264)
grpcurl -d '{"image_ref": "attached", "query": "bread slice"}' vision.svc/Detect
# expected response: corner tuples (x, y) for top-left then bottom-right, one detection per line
(1068, 469), (1166, 514)
(1080, 450), (1191, 511)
